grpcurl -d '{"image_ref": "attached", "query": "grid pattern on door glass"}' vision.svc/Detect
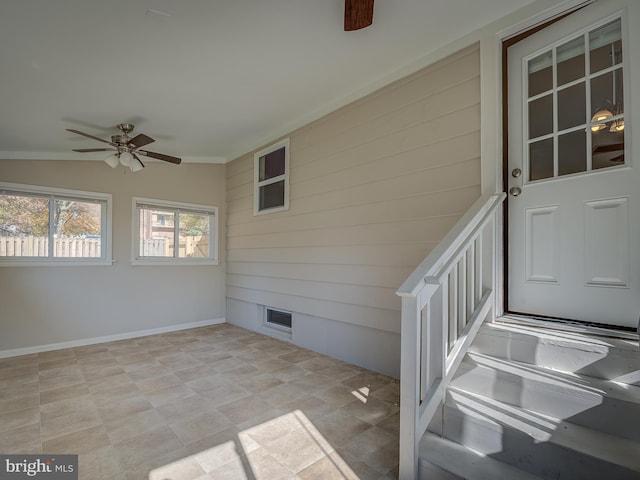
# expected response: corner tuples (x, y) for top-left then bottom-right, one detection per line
(525, 17), (625, 182)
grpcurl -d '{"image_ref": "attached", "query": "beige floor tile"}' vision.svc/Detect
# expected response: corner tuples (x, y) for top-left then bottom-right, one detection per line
(217, 394), (278, 425)
(340, 396), (400, 425)
(297, 454), (361, 480)
(156, 394), (219, 424)
(174, 364), (220, 382)
(0, 393), (39, 415)
(238, 372), (284, 393)
(206, 455), (254, 480)
(0, 379), (39, 401)
(313, 383), (359, 408)
(0, 406), (40, 432)
(198, 382), (251, 407)
(40, 393), (98, 420)
(137, 373), (184, 394)
(186, 373), (230, 394)
(344, 427), (399, 474)
(261, 424), (329, 473)
(148, 456), (207, 480)
(78, 445), (124, 480)
(289, 372), (337, 392)
(261, 382), (309, 406)
(270, 364), (310, 382)
(96, 393), (153, 420)
(280, 395), (335, 421)
(80, 362), (125, 381)
(145, 383), (196, 407)
(243, 447), (295, 480)
(169, 410), (233, 446)
(41, 408), (102, 442)
(376, 411), (400, 437)
(43, 424), (110, 454)
(0, 423), (41, 454)
(243, 411), (306, 445)
(191, 428), (247, 472)
(311, 410), (372, 448)
(40, 383), (90, 406)
(114, 426), (184, 471)
(104, 407), (166, 445)
(38, 366), (85, 391)
(0, 364), (39, 381)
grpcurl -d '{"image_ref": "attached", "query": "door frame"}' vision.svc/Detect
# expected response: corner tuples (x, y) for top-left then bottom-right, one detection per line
(501, 10), (580, 321)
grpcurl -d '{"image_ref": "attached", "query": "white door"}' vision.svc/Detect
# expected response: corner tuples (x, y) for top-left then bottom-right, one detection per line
(507, 0), (640, 329)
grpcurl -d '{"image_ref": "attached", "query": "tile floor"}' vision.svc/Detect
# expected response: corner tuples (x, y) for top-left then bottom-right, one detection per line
(0, 324), (400, 479)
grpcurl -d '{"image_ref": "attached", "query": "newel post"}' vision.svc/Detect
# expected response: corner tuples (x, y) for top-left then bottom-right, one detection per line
(398, 293), (421, 480)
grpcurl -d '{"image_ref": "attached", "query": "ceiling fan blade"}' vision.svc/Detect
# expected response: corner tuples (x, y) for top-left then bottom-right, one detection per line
(138, 150), (182, 164)
(344, 0), (374, 31)
(72, 148), (116, 153)
(592, 142), (624, 154)
(132, 153), (146, 168)
(129, 133), (155, 148)
(66, 129), (115, 146)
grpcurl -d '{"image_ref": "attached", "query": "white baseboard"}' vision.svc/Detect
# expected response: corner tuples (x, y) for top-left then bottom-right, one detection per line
(0, 318), (226, 359)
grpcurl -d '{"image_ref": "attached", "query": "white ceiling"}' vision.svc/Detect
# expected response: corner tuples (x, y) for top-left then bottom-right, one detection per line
(0, 0), (536, 164)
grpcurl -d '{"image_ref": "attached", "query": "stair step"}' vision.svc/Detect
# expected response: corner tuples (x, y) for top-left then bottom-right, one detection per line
(420, 432), (543, 480)
(443, 389), (640, 480)
(470, 323), (640, 385)
(451, 352), (640, 441)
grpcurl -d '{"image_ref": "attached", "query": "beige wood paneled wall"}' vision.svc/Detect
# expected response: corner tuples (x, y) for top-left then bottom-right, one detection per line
(225, 44), (481, 373)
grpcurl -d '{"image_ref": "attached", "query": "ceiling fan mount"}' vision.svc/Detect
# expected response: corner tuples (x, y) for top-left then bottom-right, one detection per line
(67, 122), (182, 172)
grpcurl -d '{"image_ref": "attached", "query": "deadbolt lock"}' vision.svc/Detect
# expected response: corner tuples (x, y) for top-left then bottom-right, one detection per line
(512, 168), (522, 178)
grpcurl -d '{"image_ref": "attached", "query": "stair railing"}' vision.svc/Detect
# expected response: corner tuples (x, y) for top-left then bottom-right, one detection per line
(396, 192), (506, 479)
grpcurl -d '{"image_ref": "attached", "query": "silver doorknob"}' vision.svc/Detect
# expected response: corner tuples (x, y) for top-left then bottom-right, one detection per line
(509, 187), (522, 197)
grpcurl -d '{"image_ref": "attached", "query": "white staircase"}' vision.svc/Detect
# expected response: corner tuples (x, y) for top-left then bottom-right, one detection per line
(419, 322), (640, 479)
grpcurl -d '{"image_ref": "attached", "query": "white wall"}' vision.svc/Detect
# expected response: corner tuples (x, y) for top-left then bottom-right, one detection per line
(0, 160), (226, 355)
(225, 45), (482, 377)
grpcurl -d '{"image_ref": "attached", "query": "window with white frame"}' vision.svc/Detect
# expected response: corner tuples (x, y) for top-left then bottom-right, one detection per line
(254, 138), (289, 215)
(0, 182), (112, 266)
(132, 197), (218, 265)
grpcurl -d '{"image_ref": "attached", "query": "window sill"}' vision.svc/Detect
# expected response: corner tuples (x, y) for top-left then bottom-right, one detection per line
(0, 259), (115, 267)
(130, 259), (220, 266)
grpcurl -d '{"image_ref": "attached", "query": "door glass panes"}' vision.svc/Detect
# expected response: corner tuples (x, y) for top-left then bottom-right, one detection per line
(525, 17), (624, 183)
(529, 139), (554, 181)
(557, 36), (585, 85)
(528, 51), (553, 97)
(558, 130), (587, 176)
(528, 95), (553, 138)
(592, 122), (625, 170)
(589, 19), (622, 74)
(558, 82), (585, 130)
(591, 71), (618, 119)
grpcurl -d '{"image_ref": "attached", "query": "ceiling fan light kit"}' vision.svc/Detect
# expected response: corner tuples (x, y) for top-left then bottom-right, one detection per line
(67, 123), (182, 172)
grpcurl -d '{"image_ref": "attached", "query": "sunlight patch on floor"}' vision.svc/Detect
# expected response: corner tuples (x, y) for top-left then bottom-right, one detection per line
(149, 410), (359, 479)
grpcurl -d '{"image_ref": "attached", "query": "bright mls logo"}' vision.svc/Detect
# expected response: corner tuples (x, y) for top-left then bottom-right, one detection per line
(0, 455), (77, 479)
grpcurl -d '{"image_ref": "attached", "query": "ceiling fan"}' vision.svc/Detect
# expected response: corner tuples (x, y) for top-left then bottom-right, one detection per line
(344, 0), (374, 31)
(67, 123), (182, 172)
